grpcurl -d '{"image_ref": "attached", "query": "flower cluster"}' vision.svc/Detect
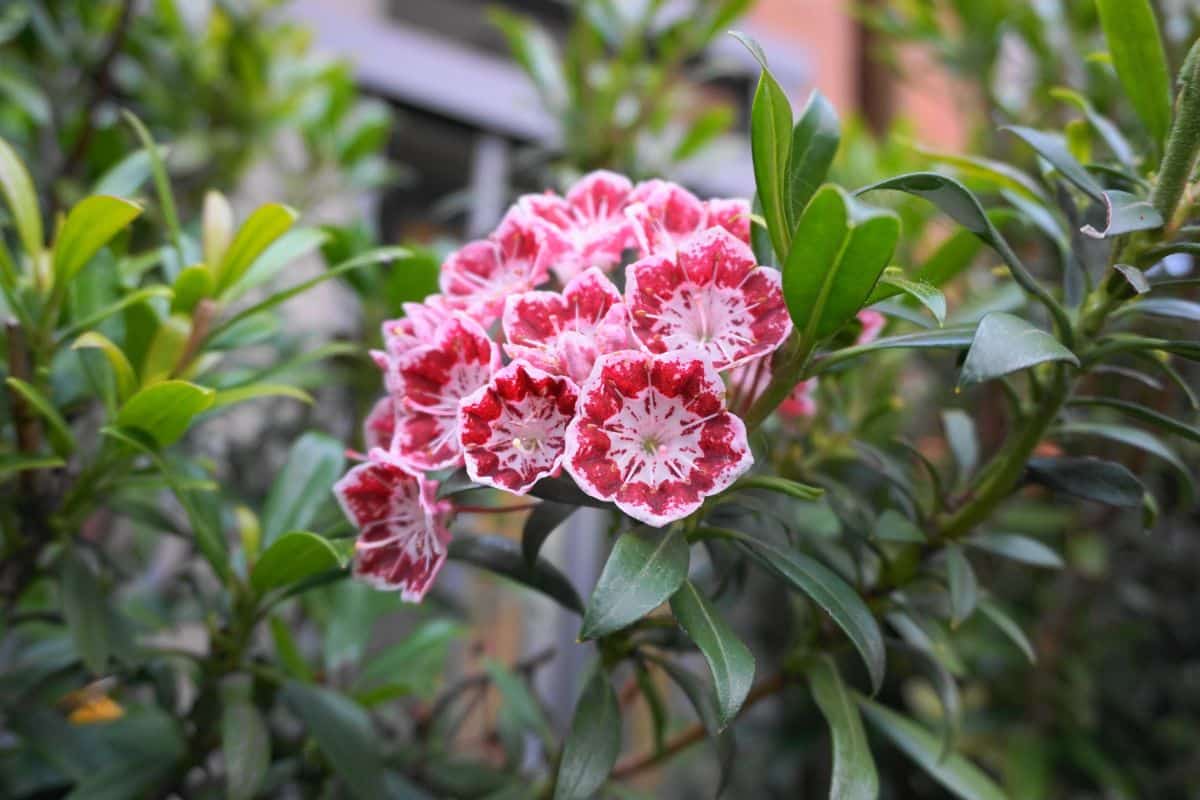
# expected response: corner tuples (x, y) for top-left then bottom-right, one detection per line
(335, 171), (807, 600)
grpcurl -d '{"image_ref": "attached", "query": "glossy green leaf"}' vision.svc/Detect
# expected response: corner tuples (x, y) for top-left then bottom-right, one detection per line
(1113, 263), (1150, 294)
(282, 681), (393, 800)
(1080, 191), (1163, 238)
(553, 664), (620, 800)
(1115, 297), (1200, 322)
(221, 678), (270, 800)
(115, 380), (215, 447)
(945, 546), (978, 626)
(140, 313), (190, 384)
(5, 377), (74, 456)
(210, 383), (313, 410)
(581, 528), (689, 639)
(1095, 0), (1172, 150)
(1002, 126), (1104, 201)
(1025, 456), (1145, 508)
(216, 203), (298, 294)
(733, 31), (793, 261)
(122, 111), (182, 258)
(169, 264), (213, 314)
(232, 227), (330, 297)
(252, 531), (347, 595)
(449, 534), (583, 613)
(1069, 395), (1200, 444)
(72, 332), (137, 401)
(961, 312), (1078, 385)
(261, 432), (345, 546)
(876, 270), (946, 325)
(734, 531), (885, 692)
(978, 599), (1036, 664)
(730, 474), (824, 500)
(670, 580), (755, 728)
(53, 195), (142, 284)
(857, 696), (1009, 800)
(969, 532), (1064, 569)
(785, 90), (840, 227)
(1055, 421), (1194, 501)
(521, 500), (576, 565)
(814, 326), (977, 374)
(806, 655), (878, 800)
(0, 135), (42, 257)
(784, 185), (899, 342)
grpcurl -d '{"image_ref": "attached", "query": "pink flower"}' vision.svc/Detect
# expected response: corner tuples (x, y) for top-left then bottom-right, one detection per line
(520, 170), (636, 282)
(625, 179), (751, 256)
(381, 295), (456, 358)
(391, 313), (501, 471)
(364, 396), (397, 450)
(333, 457), (452, 602)
(856, 309), (886, 345)
(439, 209), (551, 323)
(458, 361), (579, 494)
(503, 267), (631, 383)
(563, 350), (753, 527)
(626, 227), (791, 371)
(779, 377), (818, 419)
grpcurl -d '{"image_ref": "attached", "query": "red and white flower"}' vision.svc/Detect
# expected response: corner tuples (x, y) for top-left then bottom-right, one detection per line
(563, 350), (753, 526)
(439, 209), (551, 323)
(364, 396), (397, 451)
(779, 377), (818, 419)
(503, 267), (631, 383)
(391, 313), (501, 471)
(625, 179), (751, 256)
(333, 457), (452, 602)
(381, 295), (456, 358)
(625, 227), (791, 371)
(458, 361), (579, 494)
(520, 170), (636, 282)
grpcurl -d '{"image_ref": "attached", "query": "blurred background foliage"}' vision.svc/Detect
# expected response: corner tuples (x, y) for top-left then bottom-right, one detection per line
(0, 0), (1198, 798)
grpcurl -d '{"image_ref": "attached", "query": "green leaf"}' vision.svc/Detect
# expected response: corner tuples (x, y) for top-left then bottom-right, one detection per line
(72, 332), (137, 401)
(670, 580), (755, 728)
(448, 534), (583, 613)
(857, 695), (1009, 800)
(122, 111), (182, 259)
(1080, 191), (1162, 238)
(93, 146), (167, 197)
(960, 313), (1078, 385)
(876, 509), (926, 543)
(1049, 87), (1135, 167)
(60, 552), (117, 674)
(1095, 0), (1172, 150)
(281, 681), (393, 800)
(0, 135), (43, 257)
(875, 269), (946, 325)
(0, 453), (63, 480)
(53, 196), (142, 284)
(1115, 296), (1200, 321)
(647, 654), (736, 791)
(978, 599), (1036, 663)
(814, 326), (977, 374)
(115, 380), (215, 447)
(521, 500), (576, 565)
(1025, 456), (1145, 508)
(969, 532), (1064, 569)
(216, 203), (298, 294)
(581, 528), (689, 639)
(206, 246), (409, 344)
(909, 143), (1049, 205)
(221, 678), (270, 800)
(732, 31), (793, 261)
(139, 313), (189, 384)
(945, 546), (978, 626)
(57, 285), (173, 341)
(252, 531), (347, 595)
(785, 91), (840, 228)
(784, 185), (899, 342)
(730, 474), (824, 500)
(270, 617), (314, 682)
(806, 655), (878, 800)
(169, 264), (213, 314)
(1069, 395), (1200, 444)
(5, 377), (74, 456)
(261, 432), (345, 546)
(1001, 126), (1104, 202)
(731, 532), (885, 692)
(354, 620), (464, 702)
(232, 227), (330, 298)
(1055, 421), (1194, 502)
(210, 383), (313, 410)
(942, 409), (979, 482)
(1112, 263), (1150, 294)
(553, 664), (620, 800)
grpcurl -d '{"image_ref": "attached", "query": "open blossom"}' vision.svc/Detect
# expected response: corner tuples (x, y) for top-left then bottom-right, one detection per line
(459, 361), (579, 494)
(333, 456), (452, 602)
(625, 179), (751, 256)
(503, 267), (631, 383)
(381, 295), (456, 358)
(363, 396), (397, 450)
(520, 170), (636, 282)
(564, 350), (753, 527)
(626, 227), (791, 371)
(391, 314), (500, 471)
(440, 209), (550, 323)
